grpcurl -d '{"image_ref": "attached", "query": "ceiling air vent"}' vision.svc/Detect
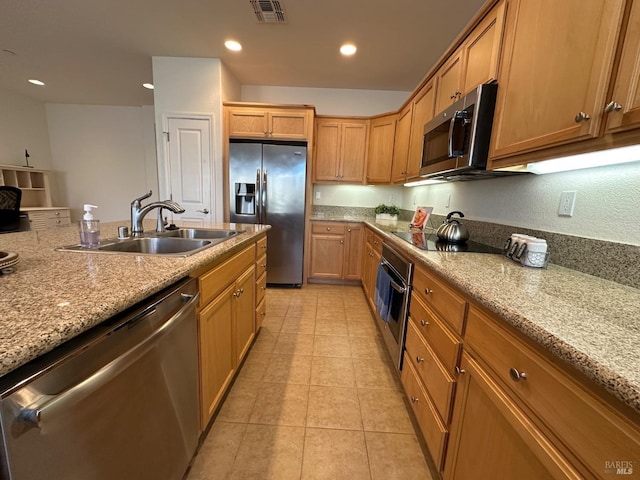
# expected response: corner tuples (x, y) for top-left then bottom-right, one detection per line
(251, 0), (287, 24)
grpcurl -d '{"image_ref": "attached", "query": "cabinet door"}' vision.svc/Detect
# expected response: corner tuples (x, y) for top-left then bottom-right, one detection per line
(228, 109), (268, 138)
(444, 352), (582, 480)
(391, 103), (413, 183)
(461, 0), (506, 94)
(605, 0), (640, 133)
(314, 119), (341, 182)
(309, 234), (345, 279)
(435, 51), (463, 114)
(490, 0), (626, 159)
(343, 224), (363, 280)
(268, 110), (308, 139)
(199, 284), (235, 428)
(340, 122), (368, 183)
(234, 265), (256, 365)
(408, 80), (437, 179)
(367, 114), (396, 184)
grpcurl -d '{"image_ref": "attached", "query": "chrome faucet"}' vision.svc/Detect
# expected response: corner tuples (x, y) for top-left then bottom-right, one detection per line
(130, 191), (185, 237)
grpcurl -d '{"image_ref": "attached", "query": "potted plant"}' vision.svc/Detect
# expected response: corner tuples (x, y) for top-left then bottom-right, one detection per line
(374, 204), (400, 222)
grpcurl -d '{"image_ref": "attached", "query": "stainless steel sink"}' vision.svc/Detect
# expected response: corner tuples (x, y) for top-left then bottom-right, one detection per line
(158, 228), (242, 240)
(96, 237), (212, 255)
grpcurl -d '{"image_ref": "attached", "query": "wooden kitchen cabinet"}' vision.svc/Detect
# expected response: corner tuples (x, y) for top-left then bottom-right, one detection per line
(434, 50), (464, 115)
(390, 103), (414, 183)
(489, 0), (626, 160)
(407, 79), (437, 176)
(361, 227), (383, 305)
(309, 221), (363, 280)
(314, 117), (368, 183)
(366, 113), (396, 184)
(226, 104), (313, 140)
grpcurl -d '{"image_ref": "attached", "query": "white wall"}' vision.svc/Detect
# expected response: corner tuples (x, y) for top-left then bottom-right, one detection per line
(241, 85), (410, 116)
(46, 104), (157, 222)
(313, 184), (404, 208)
(0, 88), (52, 169)
(221, 62), (241, 102)
(152, 57), (224, 221)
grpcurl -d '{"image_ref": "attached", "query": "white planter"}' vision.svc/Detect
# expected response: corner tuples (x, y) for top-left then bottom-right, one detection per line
(375, 213), (398, 222)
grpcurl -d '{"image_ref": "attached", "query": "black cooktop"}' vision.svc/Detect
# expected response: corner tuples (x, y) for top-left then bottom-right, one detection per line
(391, 231), (502, 254)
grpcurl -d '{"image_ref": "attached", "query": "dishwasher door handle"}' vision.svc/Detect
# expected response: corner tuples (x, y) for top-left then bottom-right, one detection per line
(19, 291), (200, 431)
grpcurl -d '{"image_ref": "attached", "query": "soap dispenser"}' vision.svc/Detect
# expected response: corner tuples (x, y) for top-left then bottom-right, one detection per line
(79, 204), (100, 248)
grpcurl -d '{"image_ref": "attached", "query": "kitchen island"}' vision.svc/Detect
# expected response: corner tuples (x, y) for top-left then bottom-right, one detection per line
(0, 221), (269, 380)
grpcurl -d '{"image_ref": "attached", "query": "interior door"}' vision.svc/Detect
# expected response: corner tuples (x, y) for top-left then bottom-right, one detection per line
(166, 117), (212, 227)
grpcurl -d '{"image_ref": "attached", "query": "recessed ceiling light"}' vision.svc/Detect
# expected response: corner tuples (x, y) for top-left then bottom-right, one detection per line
(142, 83), (154, 90)
(28, 79), (45, 86)
(340, 44), (357, 56)
(225, 40), (242, 52)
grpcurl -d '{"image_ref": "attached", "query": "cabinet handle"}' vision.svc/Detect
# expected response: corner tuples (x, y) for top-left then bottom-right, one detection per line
(347, 228), (351, 232)
(340, 240), (344, 244)
(410, 396), (419, 403)
(455, 366), (466, 375)
(450, 93), (457, 100)
(264, 130), (268, 135)
(574, 112), (591, 123)
(420, 320), (429, 327)
(261, 263), (267, 268)
(55, 211), (60, 216)
(260, 311), (266, 316)
(509, 368), (527, 382)
(326, 227), (331, 231)
(604, 101), (623, 113)
(261, 286), (266, 291)
(416, 356), (424, 363)
(424, 288), (433, 295)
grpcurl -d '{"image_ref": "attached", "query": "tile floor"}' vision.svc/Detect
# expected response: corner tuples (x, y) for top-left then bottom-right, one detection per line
(186, 284), (433, 480)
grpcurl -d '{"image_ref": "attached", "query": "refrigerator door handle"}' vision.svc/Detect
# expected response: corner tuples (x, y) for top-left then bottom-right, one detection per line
(262, 169), (268, 223)
(256, 168), (262, 223)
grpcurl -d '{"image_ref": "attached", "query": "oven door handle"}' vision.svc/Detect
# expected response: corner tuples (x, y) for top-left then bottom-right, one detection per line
(379, 260), (407, 293)
(389, 279), (406, 294)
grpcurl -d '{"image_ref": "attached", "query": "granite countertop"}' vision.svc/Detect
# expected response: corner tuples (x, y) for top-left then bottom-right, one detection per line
(0, 221), (269, 379)
(310, 216), (640, 413)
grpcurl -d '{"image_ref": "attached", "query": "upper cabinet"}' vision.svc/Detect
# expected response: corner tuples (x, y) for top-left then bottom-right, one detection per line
(489, 0), (626, 160)
(366, 114), (396, 184)
(605, 0), (640, 134)
(407, 79), (438, 178)
(434, 51), (464, 114)
(226, 104), (313, 140)
(390, 103), (414, 183)
(314, 117), (369, 184)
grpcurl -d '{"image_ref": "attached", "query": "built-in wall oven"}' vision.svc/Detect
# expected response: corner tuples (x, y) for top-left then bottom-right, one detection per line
(374, 243), (413, 371)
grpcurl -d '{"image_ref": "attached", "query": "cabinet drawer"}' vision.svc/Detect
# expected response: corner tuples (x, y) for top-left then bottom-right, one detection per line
(256, 253), (267, 279)
(401, 353), (448, 470)
(409, 294), (462, 374)
(256, 271), (267, 305)
(256, 235), (267, 256)
(311, 221), (346, 235)
(28, 209), (71, 229)
(405, 321), (456, 423)
(200, 245), (254, 306)
(466, 305), (640, 478)
(413, 264), (467, 334)
(256, 296), (266, 331)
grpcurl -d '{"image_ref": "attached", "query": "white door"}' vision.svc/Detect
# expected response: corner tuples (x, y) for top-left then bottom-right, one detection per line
(166, 117), (212, 227)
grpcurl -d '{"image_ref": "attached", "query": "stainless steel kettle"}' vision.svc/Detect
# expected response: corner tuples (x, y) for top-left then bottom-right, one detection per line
(436, 211), (470, 243)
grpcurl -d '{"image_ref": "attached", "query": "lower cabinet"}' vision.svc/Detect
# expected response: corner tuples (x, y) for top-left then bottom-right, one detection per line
(361, 227), (382, 306)
(309, 221), (363, 281)
(25, 208), (71, 229)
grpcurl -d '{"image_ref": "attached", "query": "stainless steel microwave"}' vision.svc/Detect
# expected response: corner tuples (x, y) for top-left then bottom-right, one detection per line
(420, 83), (499, 180)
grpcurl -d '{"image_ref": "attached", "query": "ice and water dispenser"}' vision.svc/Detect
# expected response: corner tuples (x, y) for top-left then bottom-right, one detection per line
(234, 182), (255, 215)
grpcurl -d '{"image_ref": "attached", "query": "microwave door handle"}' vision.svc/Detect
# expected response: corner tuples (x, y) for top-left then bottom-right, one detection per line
(448, 113), (458, 157)
(448, 111), (469, 157)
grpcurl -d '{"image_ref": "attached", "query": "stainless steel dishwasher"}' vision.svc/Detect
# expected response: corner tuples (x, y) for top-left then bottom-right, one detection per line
(0, 277), (200, 480)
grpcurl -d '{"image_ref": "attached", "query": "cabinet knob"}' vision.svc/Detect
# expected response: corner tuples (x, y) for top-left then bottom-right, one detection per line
(455, 366), (466, 375)
(410, 396), (419, 403)
(604, 101), (623, 113)
(424, 288), (433, 295)
(416, 356), (424, 363)
(347, 228), (351, 232)
(509, 368), (527, 382)
(326, 227), (331, 231)
(261, 263), (267, 268)
(420, 320), (429, 327)
(574, 112), (591, 123)
(264, 130), (268, 135)
(340, 240), (344, 244)
(55, 211), (60, 216)
(450, 93), (457, 100)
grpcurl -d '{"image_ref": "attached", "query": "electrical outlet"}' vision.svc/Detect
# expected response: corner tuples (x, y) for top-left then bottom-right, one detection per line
(445, 194), (451, 208)
(315, 190), (321, 201)
(558, 191), (576, 216)
(413, 195), (417, 206)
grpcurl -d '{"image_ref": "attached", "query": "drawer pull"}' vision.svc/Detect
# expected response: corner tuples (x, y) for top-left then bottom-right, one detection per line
(326, 227), (331, 231)
(424, 288), (433, 295)
(420, 320), (429, 327)
(416, 356), (424, 363)
(410, 396), (419, 403)
(455, 366), (466, 375)
(509, 368), (527, 382)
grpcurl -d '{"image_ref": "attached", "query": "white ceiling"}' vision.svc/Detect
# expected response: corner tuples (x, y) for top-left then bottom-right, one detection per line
(1, 0), (488, 106)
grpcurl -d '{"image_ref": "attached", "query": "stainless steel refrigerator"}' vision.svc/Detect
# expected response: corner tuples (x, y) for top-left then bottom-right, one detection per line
(229, 141), (307, 286)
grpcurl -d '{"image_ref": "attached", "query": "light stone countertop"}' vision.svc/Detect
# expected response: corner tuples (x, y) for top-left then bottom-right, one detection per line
(0, 221), (269, 380)
(310, 216), (640, 413)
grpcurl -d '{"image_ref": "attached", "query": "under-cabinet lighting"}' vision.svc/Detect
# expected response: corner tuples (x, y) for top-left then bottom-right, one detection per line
(404, 178), (446, 187)
(28, 79), (45, 86)
(526, 145), (640, 174)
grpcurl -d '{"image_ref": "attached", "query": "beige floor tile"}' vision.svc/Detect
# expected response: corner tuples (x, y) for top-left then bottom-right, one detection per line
(365, 432), (432, 480)
(272, 333), (315, 355)
(312, 334), (352, 357)
(263, 354), (312, 384)
(249, 382), (309, 426)
(261, 315), (284, 333)
(281, 317), (317, 334)
(347, 319), (381, 337)
(349, 336), (390, 360)
(236, 351), (272, 382)
(266, 303), (290, 317)
(306, 385), (362, 430)
(186, 421), (246, 480)
(251, 328), (278, 353)
(358, 388), (415, 434)
(216, 380), (261, 423)
(310, 356), (356, 387)
(228, 424), (305, 480)
(315, 310), (347, 321)
(301, 428), (371, 480)
(314, 318), (349, 336)
(353, 357), (402, 390)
